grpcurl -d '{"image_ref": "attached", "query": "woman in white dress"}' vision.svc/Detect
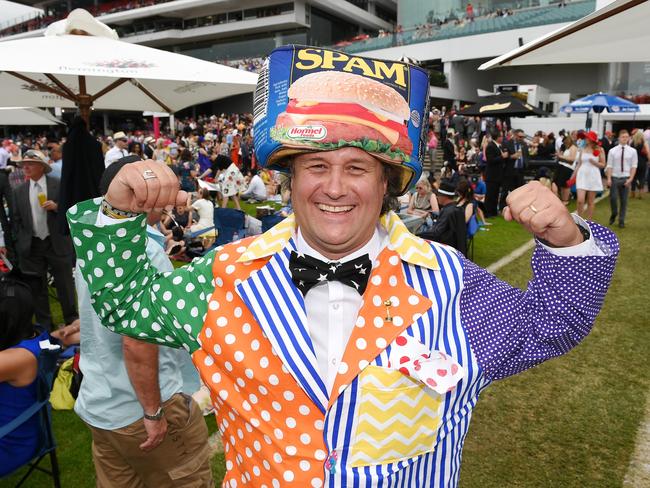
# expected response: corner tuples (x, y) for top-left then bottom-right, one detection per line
(575, 131), (606, 220)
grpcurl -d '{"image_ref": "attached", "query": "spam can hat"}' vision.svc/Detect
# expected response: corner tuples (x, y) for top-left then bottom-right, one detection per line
(253, 45), (430, 194)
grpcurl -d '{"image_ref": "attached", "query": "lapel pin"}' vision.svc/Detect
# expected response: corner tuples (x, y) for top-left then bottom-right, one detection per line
(384, 299), (393, 322)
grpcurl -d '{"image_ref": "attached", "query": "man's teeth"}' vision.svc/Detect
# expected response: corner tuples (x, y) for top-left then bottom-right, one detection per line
(318, 204), (353, 213)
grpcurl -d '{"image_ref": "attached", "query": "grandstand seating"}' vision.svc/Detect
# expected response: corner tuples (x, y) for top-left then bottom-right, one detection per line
(340, 0), (595, 54)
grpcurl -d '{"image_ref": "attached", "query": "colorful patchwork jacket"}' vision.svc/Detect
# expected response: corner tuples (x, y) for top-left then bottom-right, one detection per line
(68, 198), (618, 487)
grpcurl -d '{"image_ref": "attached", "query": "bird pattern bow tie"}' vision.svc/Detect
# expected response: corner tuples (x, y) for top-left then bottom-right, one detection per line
(289, 251), (371, 296)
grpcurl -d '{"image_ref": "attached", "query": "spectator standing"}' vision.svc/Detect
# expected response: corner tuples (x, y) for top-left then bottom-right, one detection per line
(600, 130), (615, 158)
(0, 141), (13, 249)
(67, 183), (211, 486)
(12, 150), (77, 328)
(484, 131), (508, 217)
(575, 131), (606, 221)
(606, 130), (637, 228)
(104, 131), (129, 167)
(426, 129), (438, 170)
(48, 143), (62, 179)
(143, 136), (155, 159)
(502, 129), (528, 207)
(451, 112), (466, 139)
(630, 130), (648, 198)
(443, 129), (457, 169)
(553, 134), (578, 206)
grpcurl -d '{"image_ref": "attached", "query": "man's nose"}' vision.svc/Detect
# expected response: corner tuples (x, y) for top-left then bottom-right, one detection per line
(322, 167), (347, 199)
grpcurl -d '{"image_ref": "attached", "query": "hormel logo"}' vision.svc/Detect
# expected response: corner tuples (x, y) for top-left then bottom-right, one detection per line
(287, 125), (327, 141)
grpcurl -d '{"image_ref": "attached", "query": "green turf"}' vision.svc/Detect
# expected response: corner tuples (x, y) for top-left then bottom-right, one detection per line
(460, 195), (650, 487)
(5, 195), (647, 487)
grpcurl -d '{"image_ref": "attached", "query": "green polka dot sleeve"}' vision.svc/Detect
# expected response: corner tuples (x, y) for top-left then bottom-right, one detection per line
(67, 198), (215, 353)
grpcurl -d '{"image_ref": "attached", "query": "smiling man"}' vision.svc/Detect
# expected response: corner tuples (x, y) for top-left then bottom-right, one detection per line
(68, 46), (618, 487)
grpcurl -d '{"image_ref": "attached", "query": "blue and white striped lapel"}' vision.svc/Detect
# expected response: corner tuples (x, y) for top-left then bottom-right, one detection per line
(236, 239), (329, 414)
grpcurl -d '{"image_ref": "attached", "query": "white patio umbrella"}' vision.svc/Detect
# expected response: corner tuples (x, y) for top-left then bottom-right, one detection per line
(0, 107), (62, 125)
(479, 0), (648, 69)
(0, 9), (258, 123)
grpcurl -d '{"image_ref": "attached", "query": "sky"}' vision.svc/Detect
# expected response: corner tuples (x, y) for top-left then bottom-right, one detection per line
(0, 1), (42, 26)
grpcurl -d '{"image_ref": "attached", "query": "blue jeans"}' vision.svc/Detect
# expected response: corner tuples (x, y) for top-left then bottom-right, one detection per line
(609, 177), (629, 224)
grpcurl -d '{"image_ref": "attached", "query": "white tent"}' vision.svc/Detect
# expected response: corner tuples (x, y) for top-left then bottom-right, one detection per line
(0, 9), (258, 120)
(0, 107), (62, 125)
(479, 0), (648, 69)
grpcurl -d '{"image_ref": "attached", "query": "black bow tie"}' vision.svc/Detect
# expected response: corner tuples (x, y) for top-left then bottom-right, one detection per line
(289, 251), (371, 296)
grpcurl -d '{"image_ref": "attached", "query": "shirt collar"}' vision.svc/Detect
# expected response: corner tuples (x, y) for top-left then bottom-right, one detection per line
(238, 211), (440, 271)
(30, 174), (46, 189)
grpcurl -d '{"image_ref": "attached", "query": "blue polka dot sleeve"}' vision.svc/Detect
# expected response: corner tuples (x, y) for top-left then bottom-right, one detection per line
(459, 223), (619, 381)
(67, 198), (215, 353)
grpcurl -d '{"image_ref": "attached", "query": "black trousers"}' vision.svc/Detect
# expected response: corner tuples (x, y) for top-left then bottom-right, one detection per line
(24, 237), (77, 329)
(485, 179), (502, 217)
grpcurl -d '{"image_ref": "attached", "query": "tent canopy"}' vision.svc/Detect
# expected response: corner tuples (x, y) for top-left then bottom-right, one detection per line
(479, 0), (648, 69)
(0, 107), (62, 125)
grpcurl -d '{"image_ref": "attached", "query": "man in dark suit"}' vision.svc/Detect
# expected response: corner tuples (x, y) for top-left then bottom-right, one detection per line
(484, 132), (508, 217)
(442, 129), (457, 170)
(12, 150), (77, 328)
(501, 129), (529, 210)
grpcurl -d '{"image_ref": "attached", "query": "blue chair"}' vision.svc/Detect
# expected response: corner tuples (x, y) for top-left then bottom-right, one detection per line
(0, 345), (62, 488)
(214, 207), (246, 246)
(261, 214), (285, 233)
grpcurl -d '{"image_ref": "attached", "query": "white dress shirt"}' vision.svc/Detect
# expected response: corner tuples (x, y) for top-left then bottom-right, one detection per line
(29, 175), (49, 239)
(296, 226), (388, 394)
(104, 146), (128, 168)
(606, 143), (638, 178)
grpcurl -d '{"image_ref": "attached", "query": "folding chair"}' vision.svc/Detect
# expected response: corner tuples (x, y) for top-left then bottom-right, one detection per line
(214, 208), (246, 246)
(260, 214), (285, 233)
(0, 345), (62, 488)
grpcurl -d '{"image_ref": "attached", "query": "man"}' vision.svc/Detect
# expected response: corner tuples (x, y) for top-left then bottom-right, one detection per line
(601, 130), (616, 158)
(105, 131), (129, 167)
(419, 180), (466, 255)
(501, 129), (529, 209)
(442, 129), (457, 169)
(484, 131), (508, 217)
(606, 129), (637, 228)
(143, 136), (155, 159)
(48, 143), (63, 179)
(240, 170), (267, 202)
(68, 46), (617, 487)
(56, 157), (210, 487)
(451, 111), (466, 139)
(12, 150), (77, 328)
(0, 140), (13, 250)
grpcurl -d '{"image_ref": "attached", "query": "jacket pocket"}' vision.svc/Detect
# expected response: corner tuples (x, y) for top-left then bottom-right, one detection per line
(348, 365), (443, 467)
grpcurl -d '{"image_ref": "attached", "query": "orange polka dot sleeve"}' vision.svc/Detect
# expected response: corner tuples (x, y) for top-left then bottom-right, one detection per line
(67, 198), (215, 353)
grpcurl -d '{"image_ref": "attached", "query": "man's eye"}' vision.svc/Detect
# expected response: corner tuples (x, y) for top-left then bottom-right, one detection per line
(348, 166), (366, 174)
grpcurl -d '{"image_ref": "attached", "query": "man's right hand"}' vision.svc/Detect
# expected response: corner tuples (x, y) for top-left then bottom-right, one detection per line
(606, 178), (612, 188)
(140, 416), (168, 452)
(105, 160), (188, 213)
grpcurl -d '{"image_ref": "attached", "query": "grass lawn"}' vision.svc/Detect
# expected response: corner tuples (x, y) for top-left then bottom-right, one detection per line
(5, 195), (647, 487)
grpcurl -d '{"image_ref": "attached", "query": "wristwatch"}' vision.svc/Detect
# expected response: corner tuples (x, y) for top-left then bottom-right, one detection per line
(143, 406), (164, 421)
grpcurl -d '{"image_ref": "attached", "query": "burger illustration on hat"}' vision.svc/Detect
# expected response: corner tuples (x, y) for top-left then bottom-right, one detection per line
(270, 71), (413, 163)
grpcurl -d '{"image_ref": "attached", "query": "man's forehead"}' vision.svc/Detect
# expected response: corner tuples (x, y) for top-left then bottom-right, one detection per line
(295, 149), (380, 165)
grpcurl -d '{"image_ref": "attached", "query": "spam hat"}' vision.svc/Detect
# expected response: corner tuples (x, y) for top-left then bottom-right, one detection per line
(253, 45), (430, 195)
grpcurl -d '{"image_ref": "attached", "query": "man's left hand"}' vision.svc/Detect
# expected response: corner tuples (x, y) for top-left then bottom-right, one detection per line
(42, 200), (58, 212)
(140, 417), (168, 452)
(503, 181), (583, 247)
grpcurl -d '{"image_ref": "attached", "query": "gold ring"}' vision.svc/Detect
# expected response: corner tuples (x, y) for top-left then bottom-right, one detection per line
(529, 204), (539, 214)
(142, 169), (157, 180)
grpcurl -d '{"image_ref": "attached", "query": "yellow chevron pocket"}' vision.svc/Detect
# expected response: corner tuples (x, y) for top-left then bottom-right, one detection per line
(349, 365), (443, 467)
